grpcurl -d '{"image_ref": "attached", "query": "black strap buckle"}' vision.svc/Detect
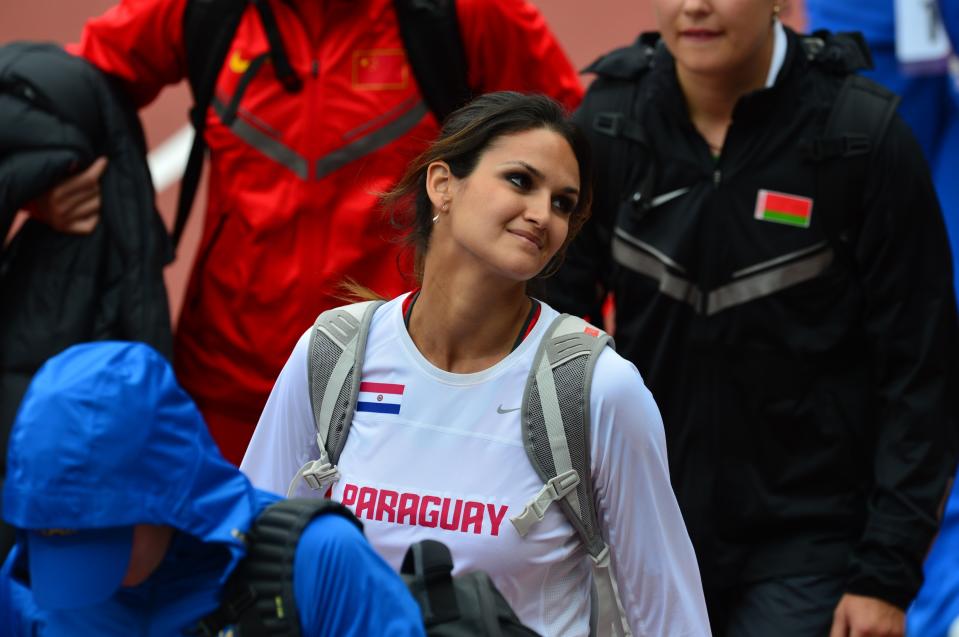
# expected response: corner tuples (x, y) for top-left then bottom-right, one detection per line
(802, 134), (872, 161)
(839, 134), (871, 157)
(593, 112), (624, 138)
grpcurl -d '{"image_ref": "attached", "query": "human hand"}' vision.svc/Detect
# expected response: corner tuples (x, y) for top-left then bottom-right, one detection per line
(829, 593), (905, 637)
(26, 157), (107, 234)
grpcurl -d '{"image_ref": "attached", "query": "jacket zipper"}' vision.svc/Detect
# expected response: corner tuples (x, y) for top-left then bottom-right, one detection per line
(702, 161), (722, 313)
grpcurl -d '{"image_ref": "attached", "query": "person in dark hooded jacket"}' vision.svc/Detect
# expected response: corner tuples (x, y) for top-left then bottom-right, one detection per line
(0, 341), (425, 636)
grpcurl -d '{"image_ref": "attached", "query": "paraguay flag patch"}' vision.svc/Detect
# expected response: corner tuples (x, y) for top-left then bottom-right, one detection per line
(754, 189), (813, 228)
(357, 382), (404, 415)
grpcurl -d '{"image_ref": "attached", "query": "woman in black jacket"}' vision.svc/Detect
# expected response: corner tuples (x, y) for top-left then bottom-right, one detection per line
(548, 0), (959, 635)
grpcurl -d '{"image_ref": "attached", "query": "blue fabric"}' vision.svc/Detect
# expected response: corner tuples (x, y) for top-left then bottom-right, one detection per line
(0, 546), (43, 636)
(4, 342), (259, 554)
(861, 47), (953, 163)
(940, 0), (959, 56)
(294, 515), (426, 636)
(0, 342), (424, 636)
(806, 0), (895, 45)
(21, 530), (239, 636)
(907, 471), (959, 636)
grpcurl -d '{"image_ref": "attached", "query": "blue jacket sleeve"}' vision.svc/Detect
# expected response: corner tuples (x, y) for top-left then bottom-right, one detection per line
(907, 470), (959, 637)
(294, 514), (425, 637)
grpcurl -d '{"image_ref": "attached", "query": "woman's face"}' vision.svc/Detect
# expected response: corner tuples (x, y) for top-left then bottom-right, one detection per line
(654, 0), (777, 79)
(438, 127), (581, 283)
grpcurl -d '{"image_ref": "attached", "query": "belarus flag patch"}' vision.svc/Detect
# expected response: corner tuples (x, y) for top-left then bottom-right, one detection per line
(357, 382), (404, 415)
(754, 189), (813, 228)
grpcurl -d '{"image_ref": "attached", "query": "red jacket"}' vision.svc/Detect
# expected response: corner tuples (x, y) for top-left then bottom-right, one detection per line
(74, 0), (582, 461)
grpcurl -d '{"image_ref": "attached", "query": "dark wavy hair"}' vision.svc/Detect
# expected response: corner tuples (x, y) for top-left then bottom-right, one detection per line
(382, 91), (593, 282)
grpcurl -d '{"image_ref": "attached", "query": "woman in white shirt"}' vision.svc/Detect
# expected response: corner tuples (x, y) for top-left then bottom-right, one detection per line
(241, 91), (710, 637)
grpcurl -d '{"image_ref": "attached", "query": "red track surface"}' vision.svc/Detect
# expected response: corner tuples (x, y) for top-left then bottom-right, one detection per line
(0, 0), (803, 322)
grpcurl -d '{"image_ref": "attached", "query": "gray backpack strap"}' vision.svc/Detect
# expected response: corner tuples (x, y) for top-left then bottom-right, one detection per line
(511, 315), (630, 637)
(286, 300), (383, 497)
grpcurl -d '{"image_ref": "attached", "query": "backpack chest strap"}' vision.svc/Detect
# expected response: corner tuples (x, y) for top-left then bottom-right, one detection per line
(511, 469), (580, 537)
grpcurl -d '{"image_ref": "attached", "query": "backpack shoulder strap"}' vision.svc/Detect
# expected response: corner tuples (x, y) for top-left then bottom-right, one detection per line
(182, 0), (248, 100)
(512, 314), (611, 546)
(393, 0), (471, 124)
(512, 315), (629, 637)
(585, 33), (660, 147)
(287, 300), (384, 497)
(190, 498), (363, 637)
(802, 67), (900, 249)
(400, 539), (460, 626)
(804, 74), (899, 164)
(174, 0), (247, 252)
(581, 35), (661, 216)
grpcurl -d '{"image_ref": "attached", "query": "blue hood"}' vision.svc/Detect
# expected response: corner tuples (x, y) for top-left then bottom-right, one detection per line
(4, 342), (259, 569)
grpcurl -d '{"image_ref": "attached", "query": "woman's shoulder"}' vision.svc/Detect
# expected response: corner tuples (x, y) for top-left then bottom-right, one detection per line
(532, 303), (648, 396)
(592, 345), (650, 402)
(589, 346), (667, 463)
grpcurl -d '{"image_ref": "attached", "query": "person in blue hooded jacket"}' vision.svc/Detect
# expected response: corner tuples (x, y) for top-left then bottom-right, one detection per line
(0, 341), (426, 636)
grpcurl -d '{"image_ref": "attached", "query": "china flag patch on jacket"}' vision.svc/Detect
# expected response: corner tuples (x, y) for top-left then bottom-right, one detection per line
(754, 189), (814, 228)
(352, 50), (408, 89)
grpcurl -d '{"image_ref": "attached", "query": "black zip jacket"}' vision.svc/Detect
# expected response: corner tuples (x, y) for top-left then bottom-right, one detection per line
(0, 42), (172, 555)
(548, 28), (959, 609)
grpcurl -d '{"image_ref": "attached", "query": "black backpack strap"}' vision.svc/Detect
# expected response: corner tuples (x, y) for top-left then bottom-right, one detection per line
(401, 539), (459, 626)
(393, 0), (471, 124)
(583, 35), (660, 215)
(400, 539), (543, 636)
(176, 0), (248, 253)
(176, 0), (302, 254)
(803, 73), (899, 249)
(803, 75), (898, 163)
(252, 0), (302, 93)
(190, 498), (362, 637)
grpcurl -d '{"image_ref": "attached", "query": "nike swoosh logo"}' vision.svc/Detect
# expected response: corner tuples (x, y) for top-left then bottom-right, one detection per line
(496, 405), (521, 414)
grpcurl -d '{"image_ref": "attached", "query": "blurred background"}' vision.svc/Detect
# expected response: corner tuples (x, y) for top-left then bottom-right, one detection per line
(0, 0), (806, 321)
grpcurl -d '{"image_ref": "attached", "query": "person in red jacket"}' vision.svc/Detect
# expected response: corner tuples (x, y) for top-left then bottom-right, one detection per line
(29, 0), (583, 465)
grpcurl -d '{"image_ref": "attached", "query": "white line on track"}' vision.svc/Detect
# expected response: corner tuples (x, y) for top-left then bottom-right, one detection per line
(147, 124), (193, 192)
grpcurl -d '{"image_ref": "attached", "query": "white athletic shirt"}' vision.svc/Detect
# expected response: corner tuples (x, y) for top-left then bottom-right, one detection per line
(242, 295), (710, 636)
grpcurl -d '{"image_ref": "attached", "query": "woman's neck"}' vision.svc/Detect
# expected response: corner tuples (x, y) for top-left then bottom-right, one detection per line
(409, 265), (532, 374)
(675, 28), (775, 152)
